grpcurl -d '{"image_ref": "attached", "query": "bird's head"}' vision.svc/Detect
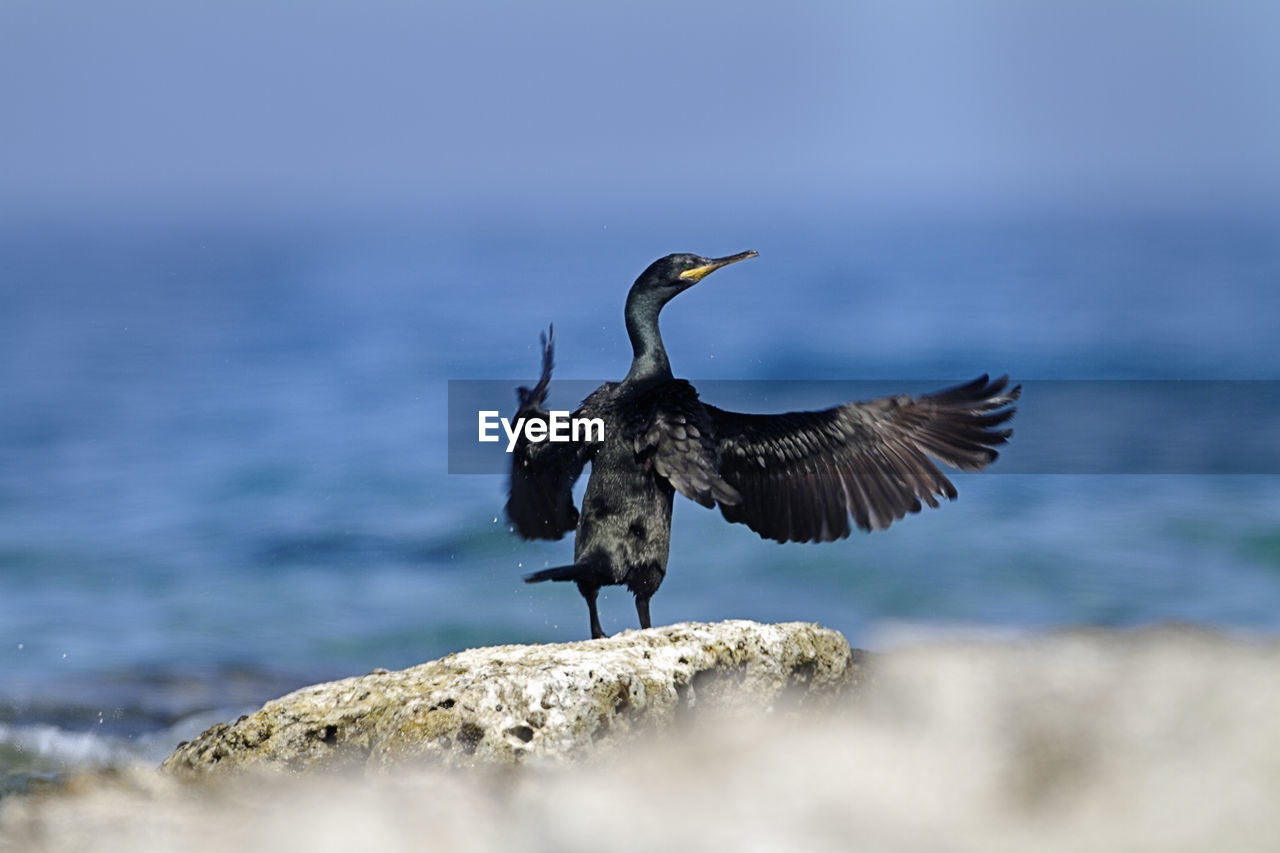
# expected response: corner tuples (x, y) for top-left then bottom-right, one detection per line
(630, 250), (758, 302)
(621, 249), (758, 383)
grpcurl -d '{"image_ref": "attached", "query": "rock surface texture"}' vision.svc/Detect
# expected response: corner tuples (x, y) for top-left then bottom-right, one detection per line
(162, 620), (859, 775)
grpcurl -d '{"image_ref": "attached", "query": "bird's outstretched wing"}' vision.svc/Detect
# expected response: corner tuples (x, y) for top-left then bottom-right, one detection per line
(705, 375), (1020, 543)
(505, 327), (593, 540)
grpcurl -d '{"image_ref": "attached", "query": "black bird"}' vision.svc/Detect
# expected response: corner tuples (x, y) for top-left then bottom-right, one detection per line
(507, 251), (1018, 639)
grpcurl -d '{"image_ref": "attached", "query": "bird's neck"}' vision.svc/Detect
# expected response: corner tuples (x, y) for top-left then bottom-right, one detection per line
(623, 289), (672, 385)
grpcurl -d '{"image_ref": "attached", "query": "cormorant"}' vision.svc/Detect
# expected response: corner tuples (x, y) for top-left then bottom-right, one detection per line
(507, 251), (1018, 639)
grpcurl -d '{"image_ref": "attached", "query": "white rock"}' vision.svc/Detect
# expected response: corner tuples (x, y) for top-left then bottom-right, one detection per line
(161, 620), (858, 774)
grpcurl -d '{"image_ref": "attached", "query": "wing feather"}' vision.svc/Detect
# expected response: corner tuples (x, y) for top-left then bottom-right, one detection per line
(505, 328), (595, 540)
(631, 380), (742, 508)
(708, 376), (1020, 543)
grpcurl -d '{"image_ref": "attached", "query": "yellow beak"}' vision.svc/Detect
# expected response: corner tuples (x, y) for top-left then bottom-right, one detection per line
(678, 250), (759, 282)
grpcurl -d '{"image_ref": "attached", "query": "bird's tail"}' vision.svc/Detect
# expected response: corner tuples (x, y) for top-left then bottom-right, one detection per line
(523, 563), (587, 584)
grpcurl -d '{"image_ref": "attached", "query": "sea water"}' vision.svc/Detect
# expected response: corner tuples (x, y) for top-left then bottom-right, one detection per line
(2, 208), (1279, 788)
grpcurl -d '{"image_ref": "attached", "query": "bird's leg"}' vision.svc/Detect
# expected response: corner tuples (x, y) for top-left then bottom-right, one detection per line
(582, 585), (607, 639)
(635, 595), (652, 630)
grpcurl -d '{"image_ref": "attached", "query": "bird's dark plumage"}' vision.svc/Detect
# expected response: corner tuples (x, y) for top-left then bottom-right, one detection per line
(507, 251), (1019, 638)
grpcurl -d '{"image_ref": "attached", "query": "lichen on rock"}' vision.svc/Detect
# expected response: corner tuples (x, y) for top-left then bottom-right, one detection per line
(161, 620), (860, 776)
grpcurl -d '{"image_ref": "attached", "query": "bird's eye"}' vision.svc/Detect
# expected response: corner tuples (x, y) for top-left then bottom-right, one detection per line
(681, 261), (694, 269)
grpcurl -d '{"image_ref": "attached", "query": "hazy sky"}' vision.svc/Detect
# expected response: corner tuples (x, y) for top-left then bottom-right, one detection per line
(2, 0), (1278, 218)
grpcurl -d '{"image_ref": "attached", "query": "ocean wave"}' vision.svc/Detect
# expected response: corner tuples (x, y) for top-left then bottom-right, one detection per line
(0, 707), (248, 793)
(0, 722), (144, 769)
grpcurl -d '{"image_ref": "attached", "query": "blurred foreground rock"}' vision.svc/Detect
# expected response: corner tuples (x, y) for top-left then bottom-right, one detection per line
(163, 620), (858, 775)
(7, 626), (1280, 853)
